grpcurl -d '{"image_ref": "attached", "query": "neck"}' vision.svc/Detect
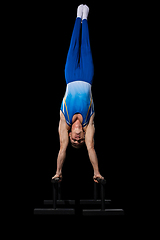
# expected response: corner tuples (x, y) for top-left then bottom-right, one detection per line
(72, 113), (83, 125)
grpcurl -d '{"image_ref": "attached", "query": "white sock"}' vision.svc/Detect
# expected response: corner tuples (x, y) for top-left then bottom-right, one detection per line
(82, 5), (89, 20)
(77, 4), (84, 19)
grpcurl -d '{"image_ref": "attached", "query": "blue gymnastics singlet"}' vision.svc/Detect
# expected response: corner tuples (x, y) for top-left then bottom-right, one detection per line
(60, 81), (94, 127)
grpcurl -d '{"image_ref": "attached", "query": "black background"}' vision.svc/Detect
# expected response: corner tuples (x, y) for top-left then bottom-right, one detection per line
(16, 0), (139, 232)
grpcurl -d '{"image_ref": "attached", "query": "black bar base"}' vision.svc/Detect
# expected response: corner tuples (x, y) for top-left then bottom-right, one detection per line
(34, 178), (124, 216)
(83, 209), (124, 216)
(34, 180), (76, 215)
(80, 181), (124, 215)
(34, 208), (75, 215)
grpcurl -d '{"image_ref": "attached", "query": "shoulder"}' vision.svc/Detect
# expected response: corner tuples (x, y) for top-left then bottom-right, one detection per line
(60, 110), (66, 120)
(85, 113), (95, 148)
(58, 111), (69, 149)
(84, 113), (95, 131)
(59, 111), (70, 131)
(89, 113), (95, 125)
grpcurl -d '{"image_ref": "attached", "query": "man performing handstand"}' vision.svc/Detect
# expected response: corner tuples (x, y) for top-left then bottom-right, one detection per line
(52, 5), (105, 183)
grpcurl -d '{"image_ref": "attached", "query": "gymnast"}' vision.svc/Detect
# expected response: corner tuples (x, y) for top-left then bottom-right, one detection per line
(52, 5), (105, 183)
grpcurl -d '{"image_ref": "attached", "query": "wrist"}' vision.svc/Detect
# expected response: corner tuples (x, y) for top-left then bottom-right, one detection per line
(56, 170), (62, 176)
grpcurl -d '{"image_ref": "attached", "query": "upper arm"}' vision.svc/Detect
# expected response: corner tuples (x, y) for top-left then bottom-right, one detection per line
(85, 114), (95, 150)
(58, 111), (69, 150)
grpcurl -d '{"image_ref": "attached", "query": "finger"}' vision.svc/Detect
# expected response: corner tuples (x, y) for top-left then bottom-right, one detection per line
(93, 179), (98, 183)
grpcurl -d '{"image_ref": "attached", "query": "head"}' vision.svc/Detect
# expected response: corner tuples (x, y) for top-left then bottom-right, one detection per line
(69, 120), (85, 149)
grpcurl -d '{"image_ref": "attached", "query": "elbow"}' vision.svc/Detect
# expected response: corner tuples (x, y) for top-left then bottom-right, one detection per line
(58, 147), (67, 158)
(60, 145), (67, 153)
(86, 144), (95, 152)
(60, 142), (68, 153)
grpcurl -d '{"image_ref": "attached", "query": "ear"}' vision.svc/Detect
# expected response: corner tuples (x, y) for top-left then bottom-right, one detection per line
(69, 132), (71, 137)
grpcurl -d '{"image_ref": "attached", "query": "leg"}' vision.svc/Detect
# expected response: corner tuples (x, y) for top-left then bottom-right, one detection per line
(65, 17), (81, 84)
(80, 16), (94, 84)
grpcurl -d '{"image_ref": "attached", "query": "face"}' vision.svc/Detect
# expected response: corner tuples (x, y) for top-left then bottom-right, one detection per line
(69, 121), (85, 148)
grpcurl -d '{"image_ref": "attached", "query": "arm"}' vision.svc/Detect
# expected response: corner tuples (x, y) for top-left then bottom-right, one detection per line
(85, 114), (100, 177)
(55, 111), (69, 176)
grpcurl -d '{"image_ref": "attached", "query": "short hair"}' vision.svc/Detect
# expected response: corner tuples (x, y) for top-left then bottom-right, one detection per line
(70, 141), (85, 149)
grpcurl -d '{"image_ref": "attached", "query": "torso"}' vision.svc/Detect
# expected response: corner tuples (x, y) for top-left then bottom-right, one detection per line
(60, 81), (94, 128)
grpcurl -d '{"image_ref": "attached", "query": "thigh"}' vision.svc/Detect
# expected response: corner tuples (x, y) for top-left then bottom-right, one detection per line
(80, 51), (94, 84)
(65, 51), (80, 84)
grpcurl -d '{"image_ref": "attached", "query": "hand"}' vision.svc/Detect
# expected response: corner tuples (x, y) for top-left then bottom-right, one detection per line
(93, 174), (104, 183)
(52, 173), (62, 182)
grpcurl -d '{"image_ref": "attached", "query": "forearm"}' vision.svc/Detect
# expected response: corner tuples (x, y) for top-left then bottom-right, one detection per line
(56, 148), (66, 175)
(88, 147), (100, 175)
